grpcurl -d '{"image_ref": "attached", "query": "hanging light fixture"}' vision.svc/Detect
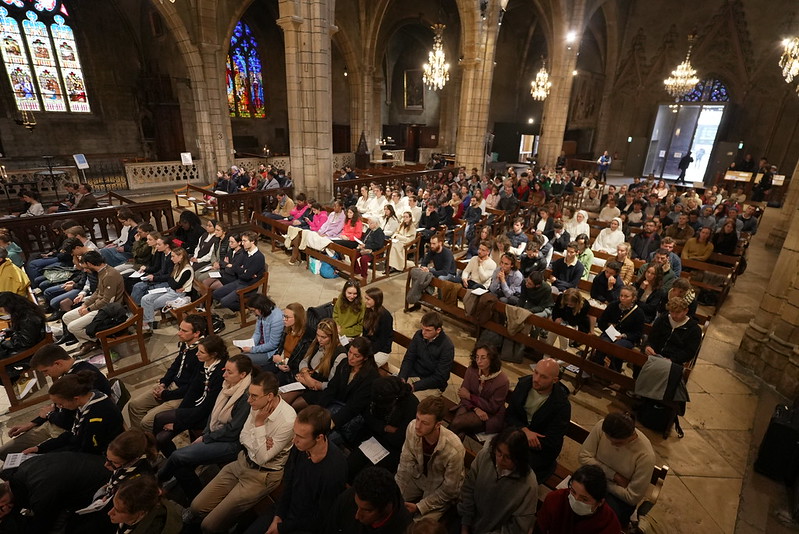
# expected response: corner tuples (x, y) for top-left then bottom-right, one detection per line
(780, 37), (799, 83)
(664, 33), (700, 99)
(530, 58), (552, 101)
(423, 24), (450, 91)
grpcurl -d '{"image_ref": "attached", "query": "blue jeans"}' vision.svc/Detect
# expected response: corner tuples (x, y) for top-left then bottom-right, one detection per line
(49, 288), (79, 309)
(131, 280), (168, 305)
(158, 439), (240, 501)
(100, 247), (131, 267)
(213, 280), (249, 311)
(26, 256), (57, 280)
(141, 288), (181, 323)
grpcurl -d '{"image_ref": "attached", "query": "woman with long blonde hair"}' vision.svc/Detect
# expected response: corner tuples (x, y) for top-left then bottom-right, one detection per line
(284, 318), (345, 410)
(388, 211), (418, 273)
(140, 246), (193, 331)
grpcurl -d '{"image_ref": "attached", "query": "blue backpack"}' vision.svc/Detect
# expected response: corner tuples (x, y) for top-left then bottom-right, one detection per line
(319, 262), (338, 279)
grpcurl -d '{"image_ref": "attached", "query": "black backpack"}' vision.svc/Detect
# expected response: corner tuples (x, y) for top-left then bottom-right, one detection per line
(85, 302), (128, 338)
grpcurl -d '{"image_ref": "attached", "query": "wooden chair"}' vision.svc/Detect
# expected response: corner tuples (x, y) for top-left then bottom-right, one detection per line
(169, 287), (214, 336)
(368, 240), (392, 284)
(236, 273), (270, 327)
(96, 294), (150, 378)
(0, 333), (53, 413)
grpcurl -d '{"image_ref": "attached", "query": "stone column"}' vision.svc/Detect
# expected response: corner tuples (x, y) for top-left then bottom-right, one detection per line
(536, 0), (587, 168)
(277, 0), (334, 202)
(766, 159), (799, 250)
(453, 3), (503, 172)
(737, 197), (799, 397)
(195, 43), (235, 178)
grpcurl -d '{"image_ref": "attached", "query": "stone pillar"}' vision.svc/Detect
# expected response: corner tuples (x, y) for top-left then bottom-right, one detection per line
(454, 2), (503, 172)
(196, 44), (235, 178)
(766, 159), (799, 249)
(536, 0), (587, 168)
(277, 0), (335, 202)
(737, 195), (799, 397)
(349, 65), (375, 153)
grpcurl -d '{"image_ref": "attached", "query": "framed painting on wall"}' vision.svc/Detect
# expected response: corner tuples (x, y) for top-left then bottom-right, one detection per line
(404, 69), (424, 110)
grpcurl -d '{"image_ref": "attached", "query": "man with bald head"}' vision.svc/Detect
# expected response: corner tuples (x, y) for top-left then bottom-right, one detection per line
(505, 358), (571, 481)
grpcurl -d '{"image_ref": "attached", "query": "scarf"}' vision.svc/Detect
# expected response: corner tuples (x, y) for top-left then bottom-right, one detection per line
(194, 360), (222, 407)
(477, 370), (502, 395)
(175, 342), (198, 379)
(73, 391), (108, 435)
(209, 374), (252, 432)
(99, 457), (148, 502)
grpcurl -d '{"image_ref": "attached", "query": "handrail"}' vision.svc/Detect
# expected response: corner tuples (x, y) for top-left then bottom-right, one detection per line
(180, 183), (294, 230)
(1, 199), (175, 259)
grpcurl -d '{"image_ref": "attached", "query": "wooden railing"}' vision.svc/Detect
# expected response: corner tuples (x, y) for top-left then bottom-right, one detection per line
(0, 198), (175, 259)
(332, 166), (456, 198)
(176, 184), (294, 230)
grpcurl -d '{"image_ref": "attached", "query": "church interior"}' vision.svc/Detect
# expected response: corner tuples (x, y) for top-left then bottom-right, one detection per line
(0, 0), (797, 533)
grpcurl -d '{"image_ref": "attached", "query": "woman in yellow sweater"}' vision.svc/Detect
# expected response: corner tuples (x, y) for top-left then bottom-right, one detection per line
(332, 279), (365, 337)
(681, 226), (714, 262)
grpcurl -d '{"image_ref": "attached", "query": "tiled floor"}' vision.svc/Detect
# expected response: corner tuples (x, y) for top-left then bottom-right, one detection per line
(0, 188), (793, 534)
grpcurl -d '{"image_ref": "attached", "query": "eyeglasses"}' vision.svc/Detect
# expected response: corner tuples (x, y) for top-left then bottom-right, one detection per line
(104, 455), (124, 469)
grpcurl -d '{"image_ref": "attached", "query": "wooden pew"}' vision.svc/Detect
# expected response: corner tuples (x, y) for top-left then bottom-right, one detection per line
(0, 333), (53, 412)
(96, 293), (150, 378)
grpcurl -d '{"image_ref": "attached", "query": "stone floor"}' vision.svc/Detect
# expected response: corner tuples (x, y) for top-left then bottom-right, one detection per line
(0, 187), (794, 534)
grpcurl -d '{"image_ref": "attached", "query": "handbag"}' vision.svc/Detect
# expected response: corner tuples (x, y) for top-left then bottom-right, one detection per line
(308, 257), (322, 275)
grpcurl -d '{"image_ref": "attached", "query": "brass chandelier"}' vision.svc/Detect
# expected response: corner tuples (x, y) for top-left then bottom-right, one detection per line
(664, 33), (700, 99)
(530, 59), (552, 101)
(423, 24), (450, 91)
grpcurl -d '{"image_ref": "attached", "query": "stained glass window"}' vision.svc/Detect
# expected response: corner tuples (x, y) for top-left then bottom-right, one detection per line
(680, 79), (730, 103)
(226, 21), (265, 118)
(0, 0), (89, 113)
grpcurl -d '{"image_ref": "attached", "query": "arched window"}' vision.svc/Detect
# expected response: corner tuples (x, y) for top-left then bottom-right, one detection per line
(226, 21), (265, 118)
(680, 79), (730, 103)
(0, 0), (89, 113)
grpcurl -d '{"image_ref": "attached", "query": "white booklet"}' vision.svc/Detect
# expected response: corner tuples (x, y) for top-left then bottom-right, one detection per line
(232, 339), (251, 349)
(75, 495), (110, 515)
(199, 265), (213, 273)
(278, 382), (306, 394)
(358, 437), (390, 464)
(470, 288), (488, 296)
(148, 287), (168, 295)
(208, 271), (222, 278)
(604, 324), (622, 340)
(3, 452), (36, 470)
(128, 271), (144, 278)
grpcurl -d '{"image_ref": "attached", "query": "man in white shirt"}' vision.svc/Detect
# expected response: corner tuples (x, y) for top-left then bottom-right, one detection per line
(190, 372), (297, 533)
(598, 198), (621, 222)
(460, 241), (496, 289)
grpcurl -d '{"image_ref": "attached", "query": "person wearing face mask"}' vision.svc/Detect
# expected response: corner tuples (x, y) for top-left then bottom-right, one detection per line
(458, 428), (538, 534)
(534, 464), (622, 534)
(577, 412), (655, 528)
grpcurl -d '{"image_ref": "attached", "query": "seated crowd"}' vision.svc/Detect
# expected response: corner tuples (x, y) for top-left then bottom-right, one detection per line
(0, 165), (758, 534)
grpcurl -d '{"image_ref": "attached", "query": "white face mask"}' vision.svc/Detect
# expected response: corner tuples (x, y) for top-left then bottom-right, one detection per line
(568, 493), (596, 516)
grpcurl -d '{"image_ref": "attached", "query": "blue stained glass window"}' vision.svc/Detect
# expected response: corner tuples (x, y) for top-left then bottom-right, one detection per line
(226, 21), (265, 118)
(680, 79), (730, 103)
(0, 0), (89, 112)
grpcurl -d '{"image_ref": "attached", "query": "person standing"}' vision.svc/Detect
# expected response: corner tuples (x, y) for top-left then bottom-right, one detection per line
(596, 151), (611, 181)
(676, 151), (693, 183)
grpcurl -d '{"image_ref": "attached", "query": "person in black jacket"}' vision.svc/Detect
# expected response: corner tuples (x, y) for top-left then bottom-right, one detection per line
(398, 311), (455, 399)
(630, 220), (661, 260)
(22, 370), (123, 456)
(354, 217), (386, 279)
(520, 239), (548, 277)
(546, 288), (591, 349)
(0, 292), (45, 365)
(644, 297), (702, 365)
(505, 358), (571, 481)
(126, 314), (208, 431)
(548, 242), (584, 292)
(0, 344), (111, 460)
(544, 221), (570, 253)
(347, 376), (418, 481)
(591, 286), (646, 373)
(590, 261), (624, 304)
(174, 210), (205, 254)
(325, 467), (412, 534)
(316, 336), (379, 445)
(130, 235), (173, 304)
(152, 334), (227, 456)
(418, 200), (441, 249)
(363, 287), (394, 367)
(213, 230), (266, 311)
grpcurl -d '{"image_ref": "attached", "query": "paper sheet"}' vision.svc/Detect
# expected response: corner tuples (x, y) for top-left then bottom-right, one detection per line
(475, 432), (498, 443)
(199, 265), (213, 273)
(604, 324), (622, 340)
(232, 339), (251, 349)
(278, 382), (306, 394)
(208, 271), (222, 278)
(128, 271), (144, 278)
(75, 496), (110, 515)
(339, 335), (350, 346)
(358, 437), (390, 465)
(3, 453), (36, 470)
(470, 288), (488, 296)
